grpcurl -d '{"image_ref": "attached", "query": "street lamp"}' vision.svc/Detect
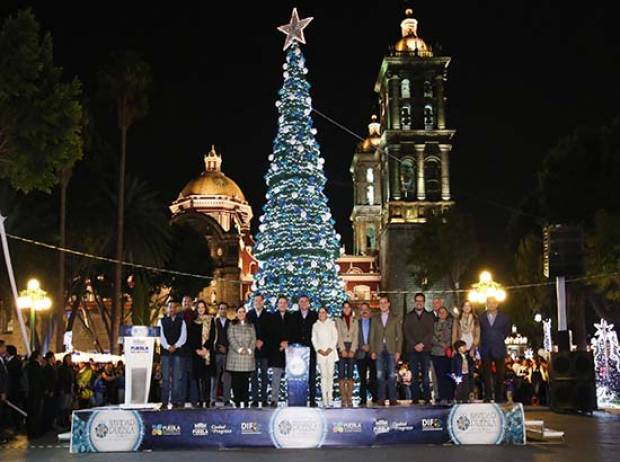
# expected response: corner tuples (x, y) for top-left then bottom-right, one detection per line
(467, 270), (507, 304)
(17, 278), (52, 351)
(534, 313), (543, 323)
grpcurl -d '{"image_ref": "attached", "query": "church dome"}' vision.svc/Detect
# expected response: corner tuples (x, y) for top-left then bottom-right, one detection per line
(178, 146), (246, 202)
(394, 9), (433, 56)
(359, 115), (381, 152)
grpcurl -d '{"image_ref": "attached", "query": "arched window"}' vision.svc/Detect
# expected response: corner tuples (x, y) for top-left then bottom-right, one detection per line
(401, 79), (411, 99)
(366, 168), (374, 183)
(425, 158), (441, 201)
(401, 104), (412, 130)
(366, 185), (375, 206)
(424, 104), (434, 130)
(424, 80), (433, 98)
(399, 157), (416, 199)
(366, 224), (376, 251)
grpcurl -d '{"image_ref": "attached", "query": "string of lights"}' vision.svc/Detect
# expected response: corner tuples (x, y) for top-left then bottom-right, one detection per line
(7, 230), (619, 295)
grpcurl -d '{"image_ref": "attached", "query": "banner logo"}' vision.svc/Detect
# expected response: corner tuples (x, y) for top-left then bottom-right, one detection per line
(86, 410), (143, 452)
(332, 422), (362, 433)
(389, 421), (414, 432)
(373, 418), (390, 435)
(269, 407), (326, 448)
(192, 423), (209, 437)
(151, 424), (181, 437)
(210, 424), (233, 435)
(448, 403), (505, 445)
(421, 418), (443, 432)
(241, 422), (262, 435)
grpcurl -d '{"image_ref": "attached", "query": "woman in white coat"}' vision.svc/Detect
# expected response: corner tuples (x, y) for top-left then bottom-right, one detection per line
(311, 306), (339, 407)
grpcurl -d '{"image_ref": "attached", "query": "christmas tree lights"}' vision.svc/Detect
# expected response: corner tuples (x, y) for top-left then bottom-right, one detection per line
(250, 13), (346, 313)
(591, 319), (620, 407)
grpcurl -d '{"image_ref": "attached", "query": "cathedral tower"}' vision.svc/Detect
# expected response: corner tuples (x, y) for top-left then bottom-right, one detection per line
(352, 8), (456, 307)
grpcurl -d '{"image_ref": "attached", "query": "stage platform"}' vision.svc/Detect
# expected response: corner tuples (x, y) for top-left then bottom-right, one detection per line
(69, 402), (526, 452)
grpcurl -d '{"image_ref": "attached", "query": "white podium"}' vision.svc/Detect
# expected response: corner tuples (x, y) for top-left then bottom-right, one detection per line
(120, 325), (160, 409)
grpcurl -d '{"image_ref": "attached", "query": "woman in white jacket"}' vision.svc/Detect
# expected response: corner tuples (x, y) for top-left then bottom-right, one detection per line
(311, 306), (339, 407)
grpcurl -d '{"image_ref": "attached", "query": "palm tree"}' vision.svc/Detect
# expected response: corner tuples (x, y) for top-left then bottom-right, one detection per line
(67, 163), (172, 350)
(98, 51), (151, 352)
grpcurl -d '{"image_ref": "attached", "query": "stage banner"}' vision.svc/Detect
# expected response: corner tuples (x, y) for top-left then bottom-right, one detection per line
(70, 403), (525, 452)
(285, 343), (310, 406)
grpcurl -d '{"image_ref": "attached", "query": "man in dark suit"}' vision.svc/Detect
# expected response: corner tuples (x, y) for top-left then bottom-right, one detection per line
(0, 340), (9, 443)
(403, 292), (435, 403)
(268, 296), (295, 407)
(211, 302), (232, 405)
(479, 296), (512, 403)
(247, 293), (271, 406)
(355, 303), (376, 406)
(5, 345), (24, 431)
(291, 295), (319, 407)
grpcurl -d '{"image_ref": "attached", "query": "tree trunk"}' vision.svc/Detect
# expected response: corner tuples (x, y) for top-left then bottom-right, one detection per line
(55, 168), (71, 352)
(112, 126), (127, 353)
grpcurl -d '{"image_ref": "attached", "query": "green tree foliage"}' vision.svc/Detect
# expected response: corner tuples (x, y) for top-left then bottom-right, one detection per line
(0, 9), (83, 192)
(408, 207), (479, 299)
(586, 210), (620, 302)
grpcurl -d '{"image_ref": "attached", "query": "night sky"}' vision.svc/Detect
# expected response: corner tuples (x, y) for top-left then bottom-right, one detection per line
(3, 1), (619, 283)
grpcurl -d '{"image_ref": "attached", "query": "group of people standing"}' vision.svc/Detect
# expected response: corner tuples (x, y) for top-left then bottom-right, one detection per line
(158, 291), (512, 408)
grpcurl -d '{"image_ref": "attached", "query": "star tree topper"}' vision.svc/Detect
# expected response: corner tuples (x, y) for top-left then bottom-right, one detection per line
(277, 8), (313, 50)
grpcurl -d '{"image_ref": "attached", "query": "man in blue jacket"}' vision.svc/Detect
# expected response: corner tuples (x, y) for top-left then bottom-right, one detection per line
(478, 296), (511, 403)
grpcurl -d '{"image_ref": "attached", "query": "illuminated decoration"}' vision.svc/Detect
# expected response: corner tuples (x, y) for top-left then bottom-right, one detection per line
(591, 319), (620, 407)
(534, 313), (553, 352)
(17, 278), (52, 351)
(543, 319), (553, 352)
(467, 271), (507, 304)
(505, 324), (528, 359)
(277, 8), (313, 51)
(250, 19), (346, 313)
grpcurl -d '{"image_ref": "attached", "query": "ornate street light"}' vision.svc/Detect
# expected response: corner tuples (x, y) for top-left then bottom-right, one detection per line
(16, 278), (52, 351)
(467, 271), (507, 304)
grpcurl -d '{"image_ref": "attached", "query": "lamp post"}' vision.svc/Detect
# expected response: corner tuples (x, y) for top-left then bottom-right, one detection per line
(467, 271), (507, 305)
(17, 278), (52, 352)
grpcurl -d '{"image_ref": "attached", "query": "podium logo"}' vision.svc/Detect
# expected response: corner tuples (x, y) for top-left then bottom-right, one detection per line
(270, 407), (326, 448)
(87, 410), (143, 452)
(286, 355), (308, 378)
(131, 326), (149, 337)
(448, 403), (505, 445)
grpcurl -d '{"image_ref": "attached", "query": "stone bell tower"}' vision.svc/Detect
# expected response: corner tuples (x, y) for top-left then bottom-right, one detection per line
(375, 9), (455, 307)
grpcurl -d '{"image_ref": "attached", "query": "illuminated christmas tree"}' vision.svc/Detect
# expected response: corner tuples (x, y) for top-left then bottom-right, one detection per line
(251, 9), (346, 312)
(591, 319), (620, 406)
